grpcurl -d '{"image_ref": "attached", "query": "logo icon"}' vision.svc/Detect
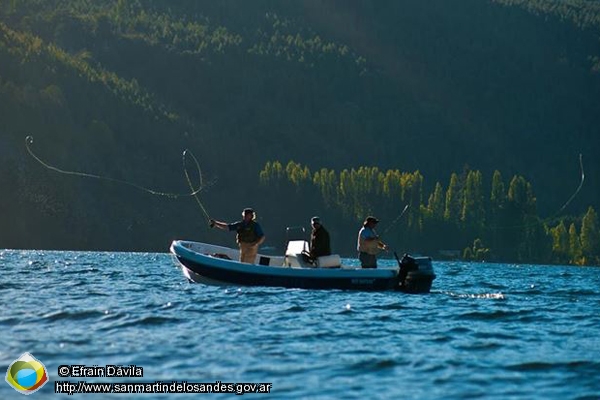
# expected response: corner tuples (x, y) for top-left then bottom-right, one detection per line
(5, 353), (49, 395)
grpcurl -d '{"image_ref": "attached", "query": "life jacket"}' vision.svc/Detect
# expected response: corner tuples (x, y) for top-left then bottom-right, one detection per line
(236, 221), (259, 243)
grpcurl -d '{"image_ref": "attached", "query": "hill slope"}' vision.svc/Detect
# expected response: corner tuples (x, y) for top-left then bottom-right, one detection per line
(0, 0), (598, 254)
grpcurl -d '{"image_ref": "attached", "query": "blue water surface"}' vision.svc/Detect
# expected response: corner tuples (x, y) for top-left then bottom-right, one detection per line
(1, 249), (599, 399)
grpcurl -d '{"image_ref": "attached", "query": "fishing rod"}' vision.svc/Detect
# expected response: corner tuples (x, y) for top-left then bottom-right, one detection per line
(380, 204), (410, 236)
(374, 204), (410, 258)
(25, 135), (213, 221)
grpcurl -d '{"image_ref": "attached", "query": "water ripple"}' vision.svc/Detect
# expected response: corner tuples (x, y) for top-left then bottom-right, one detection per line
(41, 310), (107, 321)
(506, 360), (600, 372)
(1, 251), (599, 399)
(350, 357), (400, 372)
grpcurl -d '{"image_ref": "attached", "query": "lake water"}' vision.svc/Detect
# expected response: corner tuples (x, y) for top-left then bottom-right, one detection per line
(1, 249), (599, 399)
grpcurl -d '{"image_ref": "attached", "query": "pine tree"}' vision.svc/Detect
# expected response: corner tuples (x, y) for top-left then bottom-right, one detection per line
(550, 221), (569, 263)
(507, 175), (536, 216)
(489, 170), (506, 257)
(461, 170), (485, 230)
(568, 223), (582, 264)
(427, 182), (445, 221)
(490, 170), (506, 215)
(444, 173), (461, 223)
(259, 161), (284, 186)
(313, 168), (338, 208)
(405, 171), (424, 233)
(580, 206), (599, 264)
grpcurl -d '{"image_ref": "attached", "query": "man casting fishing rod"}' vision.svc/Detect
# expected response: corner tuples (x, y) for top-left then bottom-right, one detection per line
(210, 208), (265, 264)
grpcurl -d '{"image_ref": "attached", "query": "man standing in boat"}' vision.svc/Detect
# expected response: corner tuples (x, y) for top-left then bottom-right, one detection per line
(357, 216), (388, 268)
(210, 208), (266, 264)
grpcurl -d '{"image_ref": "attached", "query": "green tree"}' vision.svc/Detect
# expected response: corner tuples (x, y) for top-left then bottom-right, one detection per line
(550, 221), (569, 264)
(489, 170), (507, 257)
(461, 170), (485, 230)
(580, 206), (599, 264)
(568, 223), (582, 264)
(405, 171), (424, 233)
(519, 216), (551, 263)
(463, 238), (490, 261)
(427, 181), (445, 221)
(259, 160), (284, 186)
(313, 168), (338, 208)
(444, 173), (461, 223)
(490, 170), (506, 215)
(507, 175), (536, 216)
(285, 161), (311, 189)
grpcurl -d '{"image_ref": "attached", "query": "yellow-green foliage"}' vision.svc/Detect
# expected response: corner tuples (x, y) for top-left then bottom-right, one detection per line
(260, 160), (600, 265)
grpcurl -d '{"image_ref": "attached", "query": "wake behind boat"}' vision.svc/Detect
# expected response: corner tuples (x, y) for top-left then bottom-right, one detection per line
(170, 239), (436, 293)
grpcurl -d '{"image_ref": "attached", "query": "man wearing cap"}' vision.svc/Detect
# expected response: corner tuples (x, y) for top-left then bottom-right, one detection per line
(309, 216), (331, 260)
(357, 216), (388, 268)
(210, 208), (266, 263)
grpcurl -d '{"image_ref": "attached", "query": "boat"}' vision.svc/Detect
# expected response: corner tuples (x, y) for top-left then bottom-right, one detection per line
(170, 238), (436, 293)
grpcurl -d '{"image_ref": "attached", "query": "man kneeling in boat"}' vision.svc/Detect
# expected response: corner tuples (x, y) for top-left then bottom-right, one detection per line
(210, 208), (266, 264)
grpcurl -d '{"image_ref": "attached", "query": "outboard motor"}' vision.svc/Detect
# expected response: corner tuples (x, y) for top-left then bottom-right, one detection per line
(395, 253), (436, 294)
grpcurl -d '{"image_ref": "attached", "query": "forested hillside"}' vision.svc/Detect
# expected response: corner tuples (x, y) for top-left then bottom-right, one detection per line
(1, 0), (599, 264)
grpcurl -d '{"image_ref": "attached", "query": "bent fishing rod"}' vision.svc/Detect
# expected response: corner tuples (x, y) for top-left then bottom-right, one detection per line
(380, 204), (410, 237)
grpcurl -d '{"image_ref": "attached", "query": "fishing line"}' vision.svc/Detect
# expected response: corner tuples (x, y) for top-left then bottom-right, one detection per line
(182, 149), (212, 223)
(492, 153), (585, 230)
(25, 135), (207, 200)
(549, 153), (584, 219)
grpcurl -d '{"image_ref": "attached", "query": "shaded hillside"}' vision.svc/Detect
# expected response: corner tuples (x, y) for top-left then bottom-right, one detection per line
(0, 0), (598, 255)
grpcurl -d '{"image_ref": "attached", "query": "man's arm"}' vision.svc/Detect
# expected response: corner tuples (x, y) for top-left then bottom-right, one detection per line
(210, 219), (231, 231)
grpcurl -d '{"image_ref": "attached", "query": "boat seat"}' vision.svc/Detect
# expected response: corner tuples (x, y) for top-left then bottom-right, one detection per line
(284, 253), (314, 268)
(315, 254), (341, 268)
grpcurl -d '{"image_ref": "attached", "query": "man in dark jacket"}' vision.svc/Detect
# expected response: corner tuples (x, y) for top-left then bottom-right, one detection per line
(309, 216), (331, 259)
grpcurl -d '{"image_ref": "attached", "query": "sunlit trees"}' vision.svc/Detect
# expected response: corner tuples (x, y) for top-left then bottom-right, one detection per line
(550, 221), (569, 264)
(444, 173), (461, 224)
(258, 160), (598, 265)
(463, 238), (490, 261)
(580, 206), (599, 264)
(461, 170), (485, 231)
(507, 175), (536, 216)
(568, 223), (582, 263)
